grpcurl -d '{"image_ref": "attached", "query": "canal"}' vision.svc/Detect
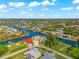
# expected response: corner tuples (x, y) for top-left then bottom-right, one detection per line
(0, 24), (79, 48)
(0, 25), (47, 45)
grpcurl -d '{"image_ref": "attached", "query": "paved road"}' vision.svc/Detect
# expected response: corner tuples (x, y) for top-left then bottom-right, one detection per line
(0, 46), (73, 59)
(40, 46), (73, 59)
(0, 48), (29, 59)
(0, 46), (35, 59)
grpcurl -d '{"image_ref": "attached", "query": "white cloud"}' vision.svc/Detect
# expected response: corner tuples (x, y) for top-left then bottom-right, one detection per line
(0, 10), (8, 13)
(9, 2), (26, 7)
(28, 1), (40, 7)
(52, 0), (57, 2)
(9, 8), (14, 10)
(0, 4), (7, 9)
(21, 11), (34, 16)
(76, 6), (79, 9)
(77, 13), (79, 15)
(73, 0), (79, 4)
(28, 13), (34, 16)
(53, 14), (60, 18)
(61, 7), (74, 11)
(28, 8), (32, 11)
(28, 0), (56, 7)
(22, 11), (34, 17)
(42, 0), (55, 6)
(42, 8), (49, 11)
(39, 14), (45, 16)
(22, 11), (29, 15)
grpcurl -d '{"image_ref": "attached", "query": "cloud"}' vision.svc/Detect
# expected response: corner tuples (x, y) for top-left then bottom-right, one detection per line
(28, 1), (40, 7)
(22, 11), (29, 15)
(73, 0), (79, 4)
(28, 13), (34, 16)
(22, 11), (34, 17)
(39, 14), (45, 16)
(52, 0), (57, 2)
(61, 7), (74, 11)
(0, 10), (8, 14)
(28, 0), (56, 7)
(9, 8), (14, 10)
(9, 2), (26, 7)
(42, 0), (55, 6)
(0, 4), (7, 9)
(77, 13), (79, 15)
(28, 8), (32, 11)
(76, 6), (79, 9)
(42, 8), (49, 11)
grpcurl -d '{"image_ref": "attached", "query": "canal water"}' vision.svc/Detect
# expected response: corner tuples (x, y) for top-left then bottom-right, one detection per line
(0, 24), (79, 48)
(0, 25), (47, 45)
(58, 37), (79, 47)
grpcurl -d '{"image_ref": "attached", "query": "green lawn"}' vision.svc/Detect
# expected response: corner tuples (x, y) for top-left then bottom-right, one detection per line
(7, 48), (53, 59)
(0, 42), (27, 57)
(55, 53), (67, 59)
(7, 52), (25, 59)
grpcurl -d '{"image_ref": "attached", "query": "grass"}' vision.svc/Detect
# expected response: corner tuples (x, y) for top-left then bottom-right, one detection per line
(7, 42), (27, 53)
(0, 42), (27, 57)
(6, 52), (25, 59)
(6, 44), (28, 59)
(55, 53), (67, 59)
(6, 48), (54, 59)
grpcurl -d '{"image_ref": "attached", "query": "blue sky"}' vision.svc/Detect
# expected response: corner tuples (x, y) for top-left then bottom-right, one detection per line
(0, 0), (79, 18)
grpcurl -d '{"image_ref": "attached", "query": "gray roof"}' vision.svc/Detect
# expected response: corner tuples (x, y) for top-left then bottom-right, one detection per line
(41, 52), (57, 59)
(24, 48), (41, 57)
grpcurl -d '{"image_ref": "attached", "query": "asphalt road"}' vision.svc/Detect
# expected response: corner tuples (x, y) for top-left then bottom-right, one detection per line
(0, 48), (29, 59)
(0, 46), (73, 59)
(40, 46), (73, 59)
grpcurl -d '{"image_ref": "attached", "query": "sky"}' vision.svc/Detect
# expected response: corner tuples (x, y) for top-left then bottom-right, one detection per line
(0, 0), (79, 18)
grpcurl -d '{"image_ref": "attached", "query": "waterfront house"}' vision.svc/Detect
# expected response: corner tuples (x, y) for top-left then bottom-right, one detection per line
(55, 28), (64, 35)
(23, 38), (33, 49)
(15, 30), (23, 35)
(62, 34), (72, 39)
(33, 36), (41, 47)
(33, 36), (46, 47)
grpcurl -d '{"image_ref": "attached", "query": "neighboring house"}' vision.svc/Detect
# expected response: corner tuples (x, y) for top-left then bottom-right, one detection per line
(52, 28), (64, 35)
(41, 52), (57, 59)
(23, 38), (33, 49)
(24, 48), (41, 59)
(15, 30), (23, 35)
(58, 34), (73, 40)
(56, 28), (63, 33)
(62, 34), (72, 39)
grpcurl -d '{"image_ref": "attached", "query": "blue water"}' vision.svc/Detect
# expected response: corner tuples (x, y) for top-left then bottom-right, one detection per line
(0, 25), (47, 45)
(0, 24), (79, 48)
(58, 37), (79, 47)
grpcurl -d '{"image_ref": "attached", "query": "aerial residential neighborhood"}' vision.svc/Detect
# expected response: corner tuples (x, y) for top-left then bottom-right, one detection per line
(0, 19), (79, 59)
(0, 0), (79, 59)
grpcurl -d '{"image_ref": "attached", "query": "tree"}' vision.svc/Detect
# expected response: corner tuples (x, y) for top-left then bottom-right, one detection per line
(45, 33), (59, 48)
